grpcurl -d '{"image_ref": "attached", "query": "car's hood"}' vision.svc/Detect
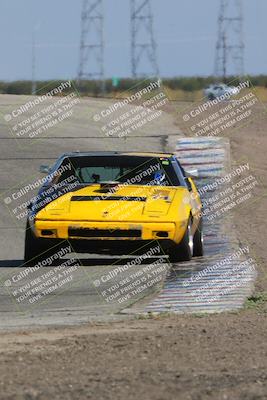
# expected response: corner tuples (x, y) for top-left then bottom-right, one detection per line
(35, 184), (189, 222)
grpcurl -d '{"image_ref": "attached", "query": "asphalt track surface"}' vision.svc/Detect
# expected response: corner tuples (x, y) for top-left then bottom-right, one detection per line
(0, 95), (256, 330)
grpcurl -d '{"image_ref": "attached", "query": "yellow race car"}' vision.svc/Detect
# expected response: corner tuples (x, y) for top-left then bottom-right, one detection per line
(25, 152), (203, 264)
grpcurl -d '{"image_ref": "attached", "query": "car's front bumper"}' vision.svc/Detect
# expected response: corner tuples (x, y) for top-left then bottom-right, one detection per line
(34, 220), (186, 244)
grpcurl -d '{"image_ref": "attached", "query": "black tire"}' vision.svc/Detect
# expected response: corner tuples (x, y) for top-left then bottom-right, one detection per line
(168, 221), (193, 263)
(208, 94), (216, 100)
(24, 220), (55, 266)
(193, 218), (204, 257)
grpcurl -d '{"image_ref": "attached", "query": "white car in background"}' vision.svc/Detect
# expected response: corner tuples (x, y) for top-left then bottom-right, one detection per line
(204, 83), (239, 100)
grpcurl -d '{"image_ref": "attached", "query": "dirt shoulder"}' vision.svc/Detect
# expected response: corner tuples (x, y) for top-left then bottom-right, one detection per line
(0, 309), (266, 400)
(230, 108), (267, 292)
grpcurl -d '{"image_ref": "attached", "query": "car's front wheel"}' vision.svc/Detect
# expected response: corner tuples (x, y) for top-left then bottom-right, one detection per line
(24, 220), (55, 266)
(208, 94), (216, 100)
(168, 221), (193, 263)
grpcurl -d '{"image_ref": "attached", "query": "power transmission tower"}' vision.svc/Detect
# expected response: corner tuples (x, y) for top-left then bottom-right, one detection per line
(78, 0), (105, 91)
(131, 0), (159, 78)
(214, 0), (244, 80)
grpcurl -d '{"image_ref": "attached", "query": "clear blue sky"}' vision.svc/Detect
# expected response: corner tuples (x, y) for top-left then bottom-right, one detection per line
(0, 0), (266, 81)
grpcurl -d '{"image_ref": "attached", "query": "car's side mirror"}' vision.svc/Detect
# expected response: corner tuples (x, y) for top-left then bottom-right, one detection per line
(39, 165), (50, 174)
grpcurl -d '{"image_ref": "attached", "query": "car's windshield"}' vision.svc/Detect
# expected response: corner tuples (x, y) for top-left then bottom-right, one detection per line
(54, 155), (181, 187)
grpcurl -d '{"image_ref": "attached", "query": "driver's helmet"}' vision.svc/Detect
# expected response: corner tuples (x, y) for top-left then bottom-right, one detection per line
(154, 170), (166, 185)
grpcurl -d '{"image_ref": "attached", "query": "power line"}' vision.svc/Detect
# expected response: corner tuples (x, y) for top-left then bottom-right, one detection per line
(31, 31), (37, 95)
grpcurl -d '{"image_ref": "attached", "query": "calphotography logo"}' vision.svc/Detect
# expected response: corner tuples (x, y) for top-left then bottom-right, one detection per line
(0, 1), (266, 399)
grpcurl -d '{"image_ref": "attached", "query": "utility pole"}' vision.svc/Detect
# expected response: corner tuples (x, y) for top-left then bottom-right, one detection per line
(78, 0), (105, 92)
(214, 0), (244, 80)
(131, 0), (159, 78)
(31, 31), (37, 95)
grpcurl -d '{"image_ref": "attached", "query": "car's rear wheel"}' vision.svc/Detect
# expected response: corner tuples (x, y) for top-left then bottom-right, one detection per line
(24, 220), (55, 266)
(193, 218), (204, 257)
(168, 221), (193, 263)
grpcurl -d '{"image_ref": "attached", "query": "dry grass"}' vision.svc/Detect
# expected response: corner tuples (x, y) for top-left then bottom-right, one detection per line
(112, 85), (267, 103)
